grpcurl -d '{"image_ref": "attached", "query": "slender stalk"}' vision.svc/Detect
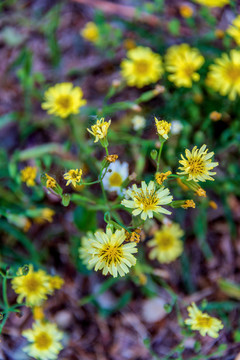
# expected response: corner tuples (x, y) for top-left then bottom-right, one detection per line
(156, 140), (165, 172)
(2, 277), (9, 309)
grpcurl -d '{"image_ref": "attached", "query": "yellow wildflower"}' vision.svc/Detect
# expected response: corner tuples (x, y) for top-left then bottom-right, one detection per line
(42, 83), (86, 118)
(227, 15), (240, 45)
(106, 154), (118, 163)
(121, 46), (164, 88)
(210, 111), (222, 121)
(81, 22), (99, 43)
(209, 200), (218, 209)
(181, 200), (196, 209)
(87, 117), (111, 143)
(11, 265), (51, 307)
(155, 171), (172, 185)
(35, 208), (55, 224)
(178, 145), (218, 182)
(33, 306), (45, 321)
(165, 44), (204, 88)
(215, 29), (225, 39)
(155, 118), (171, 139)
(196, 188), (206, 197)
(179, 4), (194, 18)
(185, 303), (224, 338)
(121, 181), (173, 220)
(48, 275), (64, 292)
(206, 50), (240, 101)
(21, 166), (37, 187)
(45, 174), (56, 189)
(88, 228), (138, 277)
(148, 223), (184, 263)
(123, 38), (136, 50)
(22, 321), (63, 360)
(125, 228), (141, 243)
(194, 0), (229, 6)
(64, 169), (82, 187)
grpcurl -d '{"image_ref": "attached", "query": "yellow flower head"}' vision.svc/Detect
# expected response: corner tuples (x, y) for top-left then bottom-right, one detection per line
(209, 200), (218, 209)
(33, 306), (45, 321)
(194, 0), (229, 7)
(22, 321), (64, 360)
(185, 303), (224, 338)
(64, 169), (82, 187)
(196, 187), (206, 197)
(206, 50), (240, 101)
(179, 4), (194, 18)
(87, 228), (138, 277)
(125, 228), (141, 243)
(21, 166), (37, 187)
(35, 208), (55, 224)
(178, 145), (218, 182)
(48, 275), (64, 292)
(227, 15), (240, 45)
(155, 118), (171, 139)
(121, 181), (173, 220)
(81, 22), (99, 43)
(87, 118), (111, 143)
(148, 223), (184, 263)
(155, 171), (172, 185)
(11, 265), (51, 307)
(165, 44), (204, 88)
(106, 154), (118, 163)
(210, 111), (222, 122)
(121, 46), (164, 88)
(42, 83), (86, 118)
(45, 174), (57, 189)
(181, 200), (196, 209)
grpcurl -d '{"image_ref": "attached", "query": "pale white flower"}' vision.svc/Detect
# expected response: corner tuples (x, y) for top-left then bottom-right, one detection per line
(103, 160), (129, 194)
(132, 115), (146, 131)
(171, 120), (183, 135)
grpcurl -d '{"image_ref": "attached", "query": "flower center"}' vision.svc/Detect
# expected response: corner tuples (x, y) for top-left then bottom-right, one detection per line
(99, 243), (123, 266)
(187, 158), (205, 175)
(109, 172), (123, 187)
(25, 276), (42, 293)
(196, 315), (213, 329)
(34, 332), (53, 350)
(134, 60), (149, 74)
(134, 190), (159, 211)
(226, 64), (240, 82)
(56, 95), (72, 109)
(157, 234), (174, 250)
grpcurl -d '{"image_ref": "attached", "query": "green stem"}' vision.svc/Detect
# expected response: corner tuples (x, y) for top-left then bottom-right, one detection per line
(156, 140), (165, 172)
(2, 277), (9, 309)
(104, 145), (109, 156)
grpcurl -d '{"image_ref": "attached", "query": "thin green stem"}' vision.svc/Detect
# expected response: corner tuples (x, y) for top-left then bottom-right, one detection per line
(156, 140), (165, 172)
(2, 277), (9, 309)
(104, 145), (109, 156)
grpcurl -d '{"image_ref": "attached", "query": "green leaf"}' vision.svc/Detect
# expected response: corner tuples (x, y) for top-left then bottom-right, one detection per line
(73, 206), (97, 232)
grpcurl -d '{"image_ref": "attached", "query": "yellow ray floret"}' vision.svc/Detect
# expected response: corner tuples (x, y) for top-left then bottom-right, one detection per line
(193, 0), (229, 7)
(121, 46), (163, 88)
(165, 44), (204, 88)
(121, 181), (173, 220)
(87, 118), (111, 143)
(177, 145), (218, 182)
(42, 83), (86, 118)
(227, 16), (240, 46)
(155, 118), (171, 139)
(206, 50), (240, 101)
(87, 228), (138, 277)
(22, 321), (64, 360)
(185, 303), (223, 338)
(148, 223), (184, 263)
(21, 166), (37, 187)
(64, 169), (82, 187)
(81, 22), (99, 43)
